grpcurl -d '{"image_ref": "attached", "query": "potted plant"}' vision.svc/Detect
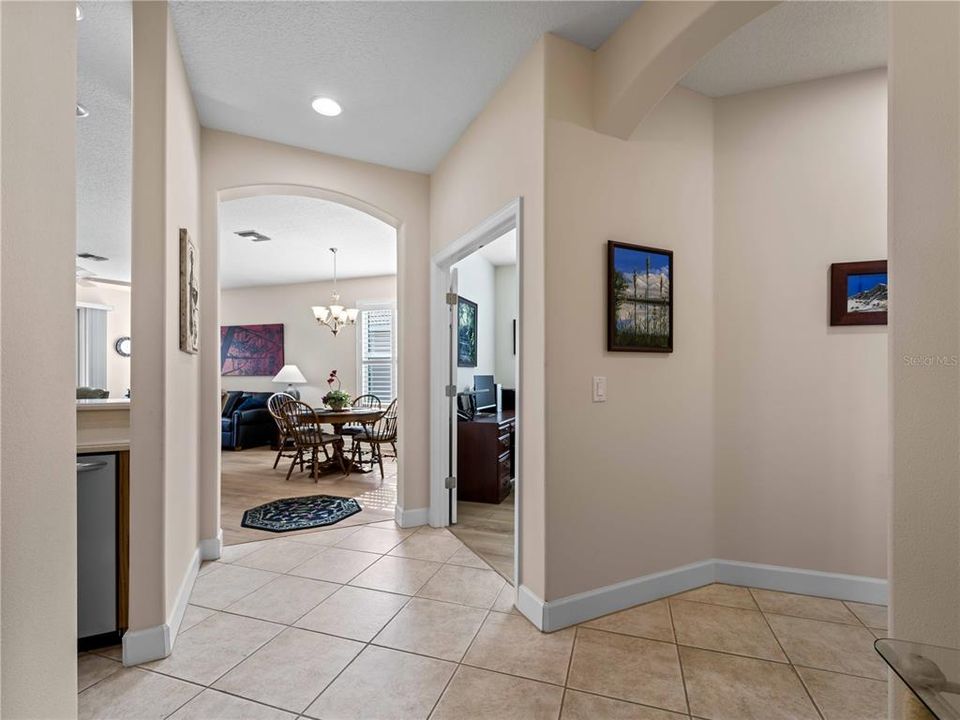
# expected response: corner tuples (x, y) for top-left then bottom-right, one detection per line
(322, 370), (351, 410)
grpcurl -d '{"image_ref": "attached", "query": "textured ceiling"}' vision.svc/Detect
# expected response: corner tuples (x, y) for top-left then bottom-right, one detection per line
(680, 1), (887, 98)
(77, 1), (132, 283)
(169, 1), (639, 173)
(219, 195), (397, 289)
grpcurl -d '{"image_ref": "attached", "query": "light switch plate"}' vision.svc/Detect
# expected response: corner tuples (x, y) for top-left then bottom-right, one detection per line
(593, 376), (607, 402)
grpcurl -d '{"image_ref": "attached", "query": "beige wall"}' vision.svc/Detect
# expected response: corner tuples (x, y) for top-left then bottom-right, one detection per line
(0, 2), (78, 716)
(494, 265), (518, 388)
(452, 253), (497, 391)
(544, 37), (716, 600)
(889, 0), (960, 667)
(129, 0), (202, 633)
(714, 70), (889, 579)
(77, 282), (132, 399)
(199, 130), (431, 533)
(431, 39), (547, 596)
(163, 6), (202, 617)
(220, 275), (396, 404)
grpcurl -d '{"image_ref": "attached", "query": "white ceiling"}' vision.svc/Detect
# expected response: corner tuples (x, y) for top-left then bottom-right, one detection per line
(680, 1), (887, 98)
(77, 1), (132, 283)
(476, 228), (517, 267)
(169, 1), (639, 173)
(219, 195), (397, 289)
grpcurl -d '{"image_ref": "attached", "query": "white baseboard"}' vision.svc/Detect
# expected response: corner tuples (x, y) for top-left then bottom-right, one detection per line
(199, 529), (223, 561)
(516, 584), (546, 630)
(517, 559), (887, 633)
(122, 547), (200, 666)
(714, 559), (888, 606)
(395, 506), (429, 528)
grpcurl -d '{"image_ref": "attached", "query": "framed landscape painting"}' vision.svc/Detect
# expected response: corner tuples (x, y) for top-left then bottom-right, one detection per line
(607, 241), (673, 353)
(830, 260), (887, 326)
(220, 323), (285, 376)
(457, 296), (478, 367)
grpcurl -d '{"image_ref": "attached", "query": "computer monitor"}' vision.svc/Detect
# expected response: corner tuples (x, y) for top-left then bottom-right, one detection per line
(473, 375), (497, 413)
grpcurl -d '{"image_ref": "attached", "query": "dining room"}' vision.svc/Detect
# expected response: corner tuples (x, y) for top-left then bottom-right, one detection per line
(217, 193), (400, 546)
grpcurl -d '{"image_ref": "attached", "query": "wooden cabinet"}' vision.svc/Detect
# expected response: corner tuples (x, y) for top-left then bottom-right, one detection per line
(457, 411), (515, 504)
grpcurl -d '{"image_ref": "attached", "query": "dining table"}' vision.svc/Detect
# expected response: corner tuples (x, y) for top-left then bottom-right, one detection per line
(293, 405), (385, 477)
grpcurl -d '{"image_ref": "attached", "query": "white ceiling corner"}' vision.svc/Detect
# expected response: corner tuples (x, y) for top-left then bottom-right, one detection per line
(476, 228), (517, 267)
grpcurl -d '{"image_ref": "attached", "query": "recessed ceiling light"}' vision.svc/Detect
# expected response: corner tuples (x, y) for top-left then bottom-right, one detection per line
(76, 3), (83, 21)
(311, 97), (342, 117)
(76, 103), (89, 118)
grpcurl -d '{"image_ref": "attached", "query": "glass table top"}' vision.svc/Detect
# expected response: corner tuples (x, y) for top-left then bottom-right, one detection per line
(876, 638), (960, 719)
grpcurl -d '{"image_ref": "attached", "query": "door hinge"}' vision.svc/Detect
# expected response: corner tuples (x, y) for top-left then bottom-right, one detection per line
(444, 476), (457, 489)
(445, 384), (457, 397)
(445, 292), (459, 306)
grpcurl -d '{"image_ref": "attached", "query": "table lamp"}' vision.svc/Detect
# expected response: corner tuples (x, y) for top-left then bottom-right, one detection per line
(272, 364), (307, 400)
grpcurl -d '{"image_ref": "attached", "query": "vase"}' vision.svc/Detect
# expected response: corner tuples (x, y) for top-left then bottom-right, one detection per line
(327, 400), (347, 411)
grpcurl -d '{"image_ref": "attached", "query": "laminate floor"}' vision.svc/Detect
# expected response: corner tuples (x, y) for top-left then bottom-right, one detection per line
(450, 492), (515, 582)
(221, 447), (397, 546)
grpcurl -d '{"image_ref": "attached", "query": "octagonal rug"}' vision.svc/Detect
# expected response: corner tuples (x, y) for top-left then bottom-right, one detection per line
(241, 495), (362, 533)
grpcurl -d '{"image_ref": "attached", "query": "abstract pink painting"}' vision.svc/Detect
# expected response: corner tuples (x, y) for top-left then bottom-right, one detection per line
(220, 324), (285, 376)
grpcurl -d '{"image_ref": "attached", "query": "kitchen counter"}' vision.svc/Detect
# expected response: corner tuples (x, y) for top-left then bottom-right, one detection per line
(77, 399), (130, 452)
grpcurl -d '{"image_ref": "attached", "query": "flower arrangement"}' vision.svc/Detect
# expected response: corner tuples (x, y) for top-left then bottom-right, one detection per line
(322, 369), (351, 410)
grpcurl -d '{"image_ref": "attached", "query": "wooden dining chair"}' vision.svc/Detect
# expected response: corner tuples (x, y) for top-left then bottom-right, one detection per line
(340, 394), (382, 437)
(279, 400), (345, 481)
(347, 398), (398, 481)
(267, 392), (300, 471)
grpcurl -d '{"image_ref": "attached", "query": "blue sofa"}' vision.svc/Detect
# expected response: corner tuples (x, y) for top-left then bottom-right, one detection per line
(221, 391), (276, 450)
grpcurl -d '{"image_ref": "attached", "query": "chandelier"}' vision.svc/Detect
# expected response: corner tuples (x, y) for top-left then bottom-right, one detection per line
(311, 247), (358, 336)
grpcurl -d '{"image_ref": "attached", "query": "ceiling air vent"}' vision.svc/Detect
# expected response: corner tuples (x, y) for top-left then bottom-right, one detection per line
(77, 252), (108, 262)
(235, 230), (271, 242)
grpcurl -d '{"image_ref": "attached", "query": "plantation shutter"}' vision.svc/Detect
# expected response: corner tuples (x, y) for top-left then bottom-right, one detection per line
(359, 306), (395, 401)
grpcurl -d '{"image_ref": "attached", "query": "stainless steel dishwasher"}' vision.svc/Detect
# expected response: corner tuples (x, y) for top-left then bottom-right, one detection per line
(77, 454), (118, 646)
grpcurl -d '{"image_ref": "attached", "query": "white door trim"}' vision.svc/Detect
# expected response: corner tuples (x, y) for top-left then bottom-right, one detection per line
(429, 198), (523, 593)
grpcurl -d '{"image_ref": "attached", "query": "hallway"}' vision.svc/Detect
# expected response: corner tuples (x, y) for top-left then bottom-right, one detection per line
(79, 521), (888, 720)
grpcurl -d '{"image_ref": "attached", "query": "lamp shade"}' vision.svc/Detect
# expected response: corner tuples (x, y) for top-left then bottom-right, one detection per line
(272, 364), (307, 385)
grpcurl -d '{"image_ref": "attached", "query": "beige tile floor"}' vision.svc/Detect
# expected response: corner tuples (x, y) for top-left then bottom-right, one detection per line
(80, 524), (893, 720)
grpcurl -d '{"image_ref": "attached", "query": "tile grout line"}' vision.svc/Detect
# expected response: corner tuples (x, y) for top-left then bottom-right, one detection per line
(556, 626), (579, 719)
(668, 597), (693, 717)
(138, 528), (455, 718)
(424, 607), (494, 720)
(751, 588), (826, 720)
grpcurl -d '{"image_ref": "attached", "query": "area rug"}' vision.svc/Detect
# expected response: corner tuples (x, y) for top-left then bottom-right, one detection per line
(241, 495), (362, 533)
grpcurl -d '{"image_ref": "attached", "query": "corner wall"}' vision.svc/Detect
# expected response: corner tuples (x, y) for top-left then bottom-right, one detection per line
(714, 70), (889, 580)
(0, 2), (78, 715)
(430, 38), (547, 597)
(544, 36), (716, 601)
(128, 0), (201, 649)
(888, 0), (960, 657)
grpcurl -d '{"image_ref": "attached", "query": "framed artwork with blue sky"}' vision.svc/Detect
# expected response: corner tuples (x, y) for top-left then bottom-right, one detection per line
(607, 241), (673, 352)
(830, 260), (887, 326)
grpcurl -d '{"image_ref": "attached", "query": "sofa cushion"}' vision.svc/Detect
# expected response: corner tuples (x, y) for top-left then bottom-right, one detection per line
(222, 391), (244, 417)
(236, 392), (270, 413)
